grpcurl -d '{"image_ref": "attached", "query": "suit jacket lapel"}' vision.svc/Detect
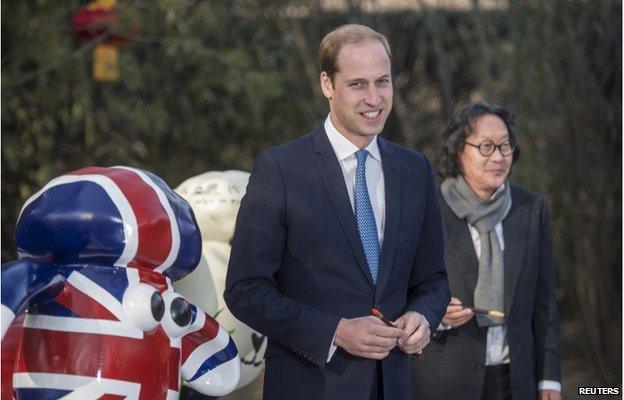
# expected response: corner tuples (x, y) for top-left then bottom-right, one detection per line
(502, 194), (529, 315)
(311, 126), (373, 286)
(441, 199), (480, 295)
(374, 139), (401, 303)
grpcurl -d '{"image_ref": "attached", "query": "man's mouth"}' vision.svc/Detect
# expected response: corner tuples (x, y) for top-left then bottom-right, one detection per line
(360, 110), (382, 120)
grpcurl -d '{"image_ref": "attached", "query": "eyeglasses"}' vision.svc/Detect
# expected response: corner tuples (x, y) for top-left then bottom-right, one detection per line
(463, 140), (514, 157)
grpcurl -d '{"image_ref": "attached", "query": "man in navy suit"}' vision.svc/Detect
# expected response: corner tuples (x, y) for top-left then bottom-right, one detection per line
(225, 24), (450, 400)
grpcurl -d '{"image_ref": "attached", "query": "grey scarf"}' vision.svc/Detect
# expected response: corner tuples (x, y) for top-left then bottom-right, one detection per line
(441, 176), (511, 327)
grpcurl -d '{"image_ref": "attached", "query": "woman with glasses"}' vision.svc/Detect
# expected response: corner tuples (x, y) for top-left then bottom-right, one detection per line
(411, 102), (562, 400)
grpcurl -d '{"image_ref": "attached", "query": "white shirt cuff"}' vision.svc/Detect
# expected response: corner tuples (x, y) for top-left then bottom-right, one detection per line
(327, 321), (342, 363)
(327, 343), (338, 363)
(436, 322), (452, 331)
(538, 380), (561, 392)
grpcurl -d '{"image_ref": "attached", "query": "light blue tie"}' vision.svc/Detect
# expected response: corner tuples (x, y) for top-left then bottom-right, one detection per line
(354, 149), (380, 284)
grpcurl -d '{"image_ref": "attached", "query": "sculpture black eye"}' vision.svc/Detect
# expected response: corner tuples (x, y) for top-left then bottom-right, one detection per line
(170, 296), (191, 327)
(151, 291), (165, 321)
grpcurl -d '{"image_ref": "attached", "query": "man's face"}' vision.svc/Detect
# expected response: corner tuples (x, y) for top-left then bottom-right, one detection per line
(458, 114), (513, 199)
(321, 40), (393, 147)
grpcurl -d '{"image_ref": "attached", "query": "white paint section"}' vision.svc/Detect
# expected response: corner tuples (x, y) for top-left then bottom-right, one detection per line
(185, 356), (241, 397)
(23, 314), (143, 339)
(126, 267), (140, 286)
(166, 389), (180, 400)
(1, 304), (16, 339)
(13, 372), (140, 400)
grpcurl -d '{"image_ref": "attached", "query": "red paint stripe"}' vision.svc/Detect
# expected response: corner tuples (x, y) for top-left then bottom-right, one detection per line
(99, 396), (127, 400)
(69, 167), (173, 270)
(1, 314), (26, 400)
(138, 268), (168, 293)
(17, 327), (179, 399)
(169, 349), (181, 392)
(181, 315), (219, 363)
(54, 282), (118, 320)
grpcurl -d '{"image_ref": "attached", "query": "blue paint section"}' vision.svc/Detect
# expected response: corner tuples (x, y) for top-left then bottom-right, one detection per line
(188, 336), (239, 382)
(143, 170), (202, 281)
(78, 265), (128, 302)
(33, 301), (77, 318)
(189, 304), (198, 325)
(15, 388), (71, 399)
(15, 182), (125, 266)
(1, 260), (65, 316)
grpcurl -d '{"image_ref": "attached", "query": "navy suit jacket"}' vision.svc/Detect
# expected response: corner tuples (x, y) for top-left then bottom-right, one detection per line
(225, 124), (450, 399)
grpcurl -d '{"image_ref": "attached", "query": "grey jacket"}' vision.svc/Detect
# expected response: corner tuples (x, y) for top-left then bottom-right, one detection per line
(411, 184), (561, 400)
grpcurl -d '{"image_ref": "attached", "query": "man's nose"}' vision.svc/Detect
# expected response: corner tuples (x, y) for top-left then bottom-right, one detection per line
(364, 86), (382, 106)
(490, 147), (505, 161)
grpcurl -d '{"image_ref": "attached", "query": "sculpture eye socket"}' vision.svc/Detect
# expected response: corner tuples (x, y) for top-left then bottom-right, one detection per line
(122, 283), (163, 332)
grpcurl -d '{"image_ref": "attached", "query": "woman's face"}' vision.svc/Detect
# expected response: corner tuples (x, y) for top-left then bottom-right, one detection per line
(458, 114), (513, 199)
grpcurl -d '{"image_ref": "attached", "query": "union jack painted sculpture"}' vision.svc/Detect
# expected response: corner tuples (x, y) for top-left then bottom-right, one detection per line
(0, 166), (241, 400)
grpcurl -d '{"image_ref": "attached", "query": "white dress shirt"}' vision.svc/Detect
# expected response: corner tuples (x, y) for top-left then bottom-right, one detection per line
(440, 184), (560, 392)
(324, 114), (386, 362)
(324, 115), (385, 242)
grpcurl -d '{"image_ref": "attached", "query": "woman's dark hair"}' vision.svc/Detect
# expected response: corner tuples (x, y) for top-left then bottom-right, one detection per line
(438, 101), (521, 179)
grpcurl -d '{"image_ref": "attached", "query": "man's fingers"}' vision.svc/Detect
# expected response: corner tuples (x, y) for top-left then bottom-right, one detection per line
(450, 312), (474, 325)
(539, 390), (561, 400)
(446, 308), (472, 318)
(449, 297), (462, 305)
(398, 331), (429, 354)
(403, 320), (429, 345)
(363, 334), (399, 348)
(370, 324), (404, 339)
(364, 350), (390, 360)
(444, 309), (473, 325)
(446, 304), (464, 312)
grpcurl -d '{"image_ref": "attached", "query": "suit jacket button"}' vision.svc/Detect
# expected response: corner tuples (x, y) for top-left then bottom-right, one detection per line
(475, 364), (484, 370)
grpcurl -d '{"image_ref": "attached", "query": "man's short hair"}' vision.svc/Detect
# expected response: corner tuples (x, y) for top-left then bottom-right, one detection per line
(319, 24), (391, 82)
(438, 101), (522, 179)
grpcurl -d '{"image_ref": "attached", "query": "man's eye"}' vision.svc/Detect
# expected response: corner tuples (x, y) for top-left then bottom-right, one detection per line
(349, 82), (363, 88)
(481, 142), (495, 151)
(377, 79), (390, 85)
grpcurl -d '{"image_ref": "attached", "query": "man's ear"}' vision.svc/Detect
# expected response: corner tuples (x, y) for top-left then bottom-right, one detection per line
(320, 71), (334, 100)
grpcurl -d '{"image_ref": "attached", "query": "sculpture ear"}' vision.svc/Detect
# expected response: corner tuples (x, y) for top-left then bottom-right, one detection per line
(1, 260), (66, 339)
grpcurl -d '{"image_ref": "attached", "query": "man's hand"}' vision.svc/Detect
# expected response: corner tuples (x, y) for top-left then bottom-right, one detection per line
(334, 316), (404, 360)
(393, 311), (430, 354)
(539, 390), (561, 400)
(441, 297), (474, 328)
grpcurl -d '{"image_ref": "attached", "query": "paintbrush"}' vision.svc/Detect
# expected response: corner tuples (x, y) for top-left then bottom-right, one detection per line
(371, 307), (423, 358)
(465, 307), (505, 319)
(371, 307), (395, 327)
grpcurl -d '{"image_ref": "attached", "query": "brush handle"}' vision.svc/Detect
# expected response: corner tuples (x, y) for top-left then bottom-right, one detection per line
(469, 307), (490, 315)
(371, 307), (395, 327)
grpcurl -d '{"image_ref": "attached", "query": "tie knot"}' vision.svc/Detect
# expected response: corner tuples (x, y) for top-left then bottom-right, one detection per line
(355, 149), (369, 165)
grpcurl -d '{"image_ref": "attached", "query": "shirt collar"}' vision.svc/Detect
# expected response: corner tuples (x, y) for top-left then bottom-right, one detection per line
(324, 114), (381, 162)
